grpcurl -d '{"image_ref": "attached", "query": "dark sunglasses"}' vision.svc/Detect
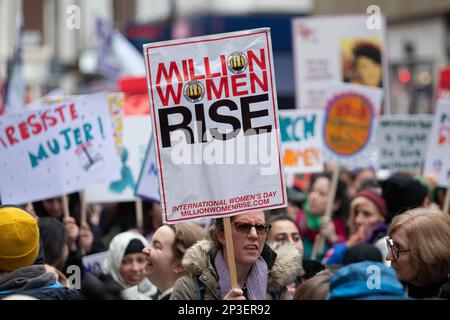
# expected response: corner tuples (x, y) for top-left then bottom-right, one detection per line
(232, 222), (271, 235)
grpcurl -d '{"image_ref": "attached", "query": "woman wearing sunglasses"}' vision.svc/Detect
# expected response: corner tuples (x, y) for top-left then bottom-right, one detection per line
(386, 208), (450, 299)
(170, 211), (303, 300)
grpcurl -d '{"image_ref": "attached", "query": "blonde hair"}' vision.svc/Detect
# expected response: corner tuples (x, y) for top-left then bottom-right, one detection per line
(294, 270), (334, 300)
(348, 196), (383, 233)
(388, 208), (450, 286)
(167, 222), (206, 262)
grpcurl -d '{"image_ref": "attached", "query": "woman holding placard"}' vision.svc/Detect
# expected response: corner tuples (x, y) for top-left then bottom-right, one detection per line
(170, 211), (303, 300)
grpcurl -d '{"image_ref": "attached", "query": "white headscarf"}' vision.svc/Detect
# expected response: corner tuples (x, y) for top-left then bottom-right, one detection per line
(102, 231), (156, 299)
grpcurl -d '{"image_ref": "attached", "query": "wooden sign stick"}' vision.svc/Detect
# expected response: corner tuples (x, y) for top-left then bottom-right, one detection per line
(62, 194), (70, 219)
(135, 199), (144, 233)
(223, 217), (238, 289)
(311, 164), (340, 260)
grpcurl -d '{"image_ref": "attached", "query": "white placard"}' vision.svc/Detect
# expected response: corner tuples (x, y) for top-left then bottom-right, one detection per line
(292, 15), (390, 112)
(376, 114), (433, 171)
(279, 109), (324, 174)
(423, 100), (450, 187)
(85, 115), (151, 203)
(82, 251), (108, 274)
(135, 137), (160, 202)
(144, 28), (287, 223)
(0, 93), (121, 204)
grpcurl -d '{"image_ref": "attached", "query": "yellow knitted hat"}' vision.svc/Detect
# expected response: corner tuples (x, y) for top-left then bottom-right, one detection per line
(0, 206), (40, 272)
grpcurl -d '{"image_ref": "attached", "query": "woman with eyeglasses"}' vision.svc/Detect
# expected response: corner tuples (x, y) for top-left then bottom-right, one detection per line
(386, 208), (450, 299)
(170, 211), (303, 300)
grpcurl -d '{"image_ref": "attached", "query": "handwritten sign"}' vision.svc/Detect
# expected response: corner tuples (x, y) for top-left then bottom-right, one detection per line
(82, 251), (108, 274)
(322, 83), (383, 168)
(135, 137), (160, 202)
(376, 115), (433, 171)
(279, 109), (324, 173)
(423, 100), (450, 187)
(84, 115), (151, 203)
(0, 93), (121, 204)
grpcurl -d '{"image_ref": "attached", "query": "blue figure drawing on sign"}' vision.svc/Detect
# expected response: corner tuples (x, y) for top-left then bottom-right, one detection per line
(148, 162), (157, 176)
(109, 148), (135, 193)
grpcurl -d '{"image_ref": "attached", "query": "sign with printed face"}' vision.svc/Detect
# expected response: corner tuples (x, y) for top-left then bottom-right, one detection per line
(423, 100), (450, 187)
(292, 15), (390, 113)
(322, 83), (383, 169)
(376, 114), (433, 171)
(84, 115), (151, 203)
(279, 109), (324, 174)
(0, 93), (121, 204)
(143, 28), (286, 223)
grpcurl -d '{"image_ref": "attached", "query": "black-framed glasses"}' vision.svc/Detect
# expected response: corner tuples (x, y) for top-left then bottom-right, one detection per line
(386, 237), (410, 260)
(232, 222), (271, 235)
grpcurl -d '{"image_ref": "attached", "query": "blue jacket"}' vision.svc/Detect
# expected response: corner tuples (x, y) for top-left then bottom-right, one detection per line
(327, 261), (408, 300)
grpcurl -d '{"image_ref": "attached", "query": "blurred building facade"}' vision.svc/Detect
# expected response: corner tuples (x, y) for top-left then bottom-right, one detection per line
(1, 0), (449, 113)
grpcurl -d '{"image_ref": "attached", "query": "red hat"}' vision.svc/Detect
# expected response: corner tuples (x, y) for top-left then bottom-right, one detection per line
(354, 189), (387, 217)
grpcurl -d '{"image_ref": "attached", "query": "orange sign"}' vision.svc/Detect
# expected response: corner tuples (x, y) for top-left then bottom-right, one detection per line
(324, 93), (373, 156)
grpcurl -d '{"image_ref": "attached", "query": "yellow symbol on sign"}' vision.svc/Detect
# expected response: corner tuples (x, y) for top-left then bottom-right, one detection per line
(228, 52), (247, 74)
(184, 81), (205, 103)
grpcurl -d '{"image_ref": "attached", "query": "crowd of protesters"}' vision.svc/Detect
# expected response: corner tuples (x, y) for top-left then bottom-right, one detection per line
(1, 167), (449, 300)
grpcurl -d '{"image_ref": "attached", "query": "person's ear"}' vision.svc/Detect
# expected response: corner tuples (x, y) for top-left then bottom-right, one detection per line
(172, 262), (183, 276)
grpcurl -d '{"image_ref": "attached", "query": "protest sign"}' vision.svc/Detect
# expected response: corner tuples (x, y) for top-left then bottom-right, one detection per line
(437, 67), (450, 101)
(376, 114), (433, 171)
(292, 15), (390, 113)
(144, 28), (286, 223)
(0, 93), (121, 204)
(107, 93), (125, 155)
(84, 115), (151, 203)
(279, 109), (324, 174)
(82, 251), (108, 274)
(322, 83), (383, 169)
(135, 137), (160, 202)
(423, 99), (450, 187)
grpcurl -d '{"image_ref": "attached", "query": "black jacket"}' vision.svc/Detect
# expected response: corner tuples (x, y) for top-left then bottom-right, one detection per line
(0, 265), (79, 300)
(407, 274), (450, 299)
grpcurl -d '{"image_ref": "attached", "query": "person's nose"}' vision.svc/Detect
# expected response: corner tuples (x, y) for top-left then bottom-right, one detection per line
(130, 260), (141, 272)
(142, 246), (151, 257)
(287, 235), (295, 244)
(248, 226), (258, 239)
(385, 248), (393, 262)
(354, 213), (364, 226)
